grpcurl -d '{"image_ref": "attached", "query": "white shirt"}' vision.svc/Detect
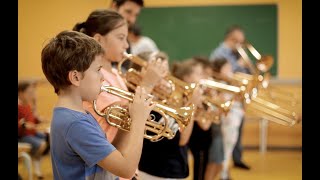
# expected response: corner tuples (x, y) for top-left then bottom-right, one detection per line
(131, 36), (159, 55)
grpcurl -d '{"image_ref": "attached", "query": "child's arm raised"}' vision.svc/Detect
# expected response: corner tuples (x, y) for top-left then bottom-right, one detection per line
(97, 86), (155, 178)
(179, 114), (194, 146)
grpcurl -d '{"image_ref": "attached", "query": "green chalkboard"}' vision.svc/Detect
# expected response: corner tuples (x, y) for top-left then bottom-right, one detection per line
(137, 4), (278, 76)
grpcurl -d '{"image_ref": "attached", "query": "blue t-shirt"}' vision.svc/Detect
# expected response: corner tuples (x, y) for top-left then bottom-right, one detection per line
(209, 42), (251, 74)
(50, 107), (118, 180)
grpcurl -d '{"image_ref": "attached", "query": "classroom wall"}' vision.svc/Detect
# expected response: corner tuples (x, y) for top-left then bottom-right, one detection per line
(18, 0), (301, 119)
(144, 0), (302, 79)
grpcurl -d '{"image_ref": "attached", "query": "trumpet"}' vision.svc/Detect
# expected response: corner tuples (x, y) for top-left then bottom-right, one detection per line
(191, 79), (242, 124)
(195, 97), (234, 124)
(93, 85), (195, 142)
(203, 97), (234, 116)
(194, 106), (220, 124)
(197, 79), (249, 102)
(119, 52), (196, 107)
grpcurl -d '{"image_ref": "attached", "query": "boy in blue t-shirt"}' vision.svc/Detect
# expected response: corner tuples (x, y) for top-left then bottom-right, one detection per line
(41, 30), (154, 179)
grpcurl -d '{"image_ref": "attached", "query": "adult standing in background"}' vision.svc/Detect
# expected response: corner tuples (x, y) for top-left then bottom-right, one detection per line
(110, 0), (144, 27)
(209, 25), (251, 171)
(209, 25), (251, 74)
(110, 0), (145, 70)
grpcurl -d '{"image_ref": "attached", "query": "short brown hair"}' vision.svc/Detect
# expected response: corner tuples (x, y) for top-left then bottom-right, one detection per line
(192, 56), (211, 67)
(171, 59), (198, 80)
(224, 25), (244, 40)
(73, 9), (126, 37)
(41, 30), (104, 94)
(211, 58), (228, 73)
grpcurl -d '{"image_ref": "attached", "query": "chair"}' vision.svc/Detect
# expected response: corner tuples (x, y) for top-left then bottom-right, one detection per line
(18, 142), (33, 180)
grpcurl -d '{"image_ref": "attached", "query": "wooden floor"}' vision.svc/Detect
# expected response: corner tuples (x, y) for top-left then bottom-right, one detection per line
(18, 149), (301, 180)
(185, 150), (302, 180)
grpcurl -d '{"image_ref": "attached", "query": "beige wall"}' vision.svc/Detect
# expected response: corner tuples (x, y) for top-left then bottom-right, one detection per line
(19, 0), (111, 117)
(18, 0), (301, 118)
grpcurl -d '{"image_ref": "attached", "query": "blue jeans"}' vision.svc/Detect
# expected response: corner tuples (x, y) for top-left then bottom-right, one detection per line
(19, 132), (47, 155)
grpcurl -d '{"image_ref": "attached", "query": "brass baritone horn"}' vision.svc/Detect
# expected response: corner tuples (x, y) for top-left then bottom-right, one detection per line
(93, 85), (195, 142)
(119, 52), (196, 107)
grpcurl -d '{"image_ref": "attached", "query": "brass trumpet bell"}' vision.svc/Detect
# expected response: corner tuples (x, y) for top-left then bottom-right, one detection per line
(256, 55), (274, 73)
(198, 98), (234, 124)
